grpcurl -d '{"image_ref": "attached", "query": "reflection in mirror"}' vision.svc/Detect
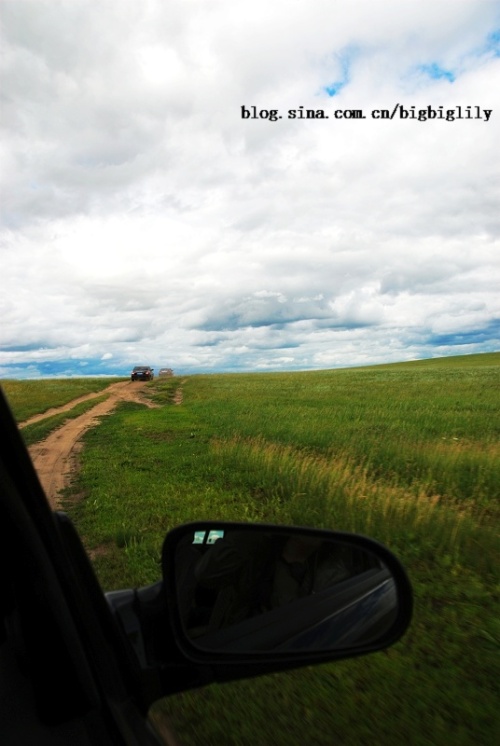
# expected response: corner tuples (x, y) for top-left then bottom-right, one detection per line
(174, 527), (399, 654)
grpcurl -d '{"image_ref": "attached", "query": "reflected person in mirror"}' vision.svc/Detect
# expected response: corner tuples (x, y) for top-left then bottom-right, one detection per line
(179, 532), (370, 636)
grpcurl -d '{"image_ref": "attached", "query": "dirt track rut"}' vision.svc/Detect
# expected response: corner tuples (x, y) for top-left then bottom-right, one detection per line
(27, 381), (157, 509)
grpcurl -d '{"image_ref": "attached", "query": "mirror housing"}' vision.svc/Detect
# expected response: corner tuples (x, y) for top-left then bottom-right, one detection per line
(162, 522), (412, 667)
(107, 522), (412, 703)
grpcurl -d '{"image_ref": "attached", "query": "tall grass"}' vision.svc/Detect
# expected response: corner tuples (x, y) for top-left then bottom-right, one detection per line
(151, 357), (500, 744)
(209, 435), (497, 577)
(174, 357), (499, 515)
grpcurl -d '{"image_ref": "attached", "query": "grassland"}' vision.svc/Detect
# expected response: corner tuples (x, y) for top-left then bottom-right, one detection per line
(1, 377), (123, 421)
(8, 354), (500, 744)
(19, 395), (109, 446)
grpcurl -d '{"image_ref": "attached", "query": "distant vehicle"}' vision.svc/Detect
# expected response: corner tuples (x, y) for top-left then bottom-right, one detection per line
(159, 368), (174, 377)
(131, 366), (154, 382)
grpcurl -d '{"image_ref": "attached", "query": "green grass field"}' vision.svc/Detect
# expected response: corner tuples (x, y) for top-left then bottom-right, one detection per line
(1, 377), (123, 421)
(19, 395), (110, 446)
(4, 354), (500, 745)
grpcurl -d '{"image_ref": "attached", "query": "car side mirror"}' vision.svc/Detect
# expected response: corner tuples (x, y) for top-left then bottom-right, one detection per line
(162, 522), (412, 659)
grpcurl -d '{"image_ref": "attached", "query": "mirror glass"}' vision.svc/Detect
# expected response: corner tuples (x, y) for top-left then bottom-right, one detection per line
(172, 526), (400, 654)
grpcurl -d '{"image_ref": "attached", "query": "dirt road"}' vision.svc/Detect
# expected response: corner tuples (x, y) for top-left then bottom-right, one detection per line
(25, 381), (185, 745)
(27, 381), (158, 509)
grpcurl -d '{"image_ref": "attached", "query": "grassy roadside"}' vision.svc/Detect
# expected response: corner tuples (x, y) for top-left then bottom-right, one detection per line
(60, 355), (500, 745)
(19, 395), (109, 446)
(1, 377), (124, 421)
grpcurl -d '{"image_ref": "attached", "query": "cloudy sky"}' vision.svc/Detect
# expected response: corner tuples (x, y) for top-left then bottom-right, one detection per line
(1, 0), (499, 378)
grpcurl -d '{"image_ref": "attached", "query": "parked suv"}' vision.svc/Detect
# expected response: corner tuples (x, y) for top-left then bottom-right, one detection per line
(131, 366), (154, 382)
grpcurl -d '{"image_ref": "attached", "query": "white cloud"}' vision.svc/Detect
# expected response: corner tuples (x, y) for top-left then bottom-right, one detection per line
(1, 0), (499, 376)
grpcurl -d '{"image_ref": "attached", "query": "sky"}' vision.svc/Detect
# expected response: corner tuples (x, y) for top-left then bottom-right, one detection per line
(1, 0), (499, 378)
